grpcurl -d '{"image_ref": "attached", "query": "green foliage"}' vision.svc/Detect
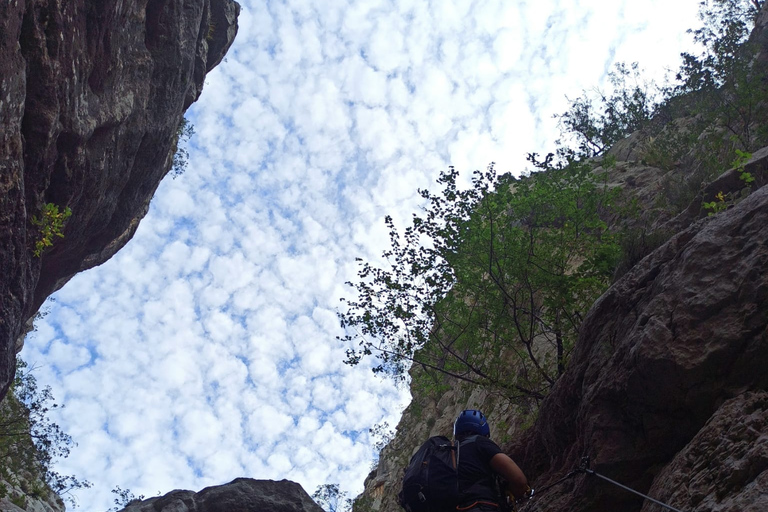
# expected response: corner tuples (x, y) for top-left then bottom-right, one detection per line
(170, 116), (195, 178)
(675, 0), (761, 94)
(556, 62), (660, 157)
(10, 493), (26, 509)
(0, 359), (91, 508)
(351, 494), (375, 512)
(732, 148), (756, 182)
(556, 0), (768, 217)
(108, 485), (145, 511)
(703, 148), (756, 214)
(340, 160), (621, 402)
(369, 422), (395, 453)
(368, 422), (395, 470)
(601, 153), (618, 169)
(703, 190), (730, 214)
(313, 484), (352, 512)
(613, 227), (674, 281)
(655, 0), (767, 194)
(30, 203), (72, 257)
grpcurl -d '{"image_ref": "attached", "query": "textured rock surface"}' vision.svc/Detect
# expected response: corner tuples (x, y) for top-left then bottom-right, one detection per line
(0, 0), (239, 400)
(640, 391), (768, 512)
(511, 176), (768, 511)
(0, 464), (65, 512)
(0, 491), (63, 512)
(118, 478), (324, 512)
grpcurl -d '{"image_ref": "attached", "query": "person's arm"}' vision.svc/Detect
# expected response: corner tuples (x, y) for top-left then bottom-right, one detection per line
(490, 453), (529, 498)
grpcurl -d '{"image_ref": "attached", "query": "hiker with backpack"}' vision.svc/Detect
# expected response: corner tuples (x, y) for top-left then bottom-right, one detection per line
(399, 409), (530, 512)
(453, 409), (529, 511)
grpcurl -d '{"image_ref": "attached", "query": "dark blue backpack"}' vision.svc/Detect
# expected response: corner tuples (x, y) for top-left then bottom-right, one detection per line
(398, 435), (478, 512)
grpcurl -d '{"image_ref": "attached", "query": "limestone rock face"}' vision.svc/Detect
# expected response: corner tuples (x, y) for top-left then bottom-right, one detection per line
(118, 478), (325, 512)
(0, 0), (240, 399)
(511, 173), (768, 511)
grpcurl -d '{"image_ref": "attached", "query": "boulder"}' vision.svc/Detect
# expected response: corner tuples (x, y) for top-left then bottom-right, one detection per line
(118, 478), (325, 512)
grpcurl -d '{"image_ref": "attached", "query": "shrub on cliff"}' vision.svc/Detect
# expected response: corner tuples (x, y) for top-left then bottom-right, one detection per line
(170, 116), (195, 178)
(561, 0), (768, 210)
(555, 62), (660, 157)
(0, 359), (90, 507)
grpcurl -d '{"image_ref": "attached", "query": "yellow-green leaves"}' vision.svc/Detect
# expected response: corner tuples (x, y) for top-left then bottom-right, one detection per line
(30, 203), (72, 258)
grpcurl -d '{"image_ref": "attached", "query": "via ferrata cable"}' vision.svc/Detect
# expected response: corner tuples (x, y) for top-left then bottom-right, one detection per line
(517, 456), (687, 512)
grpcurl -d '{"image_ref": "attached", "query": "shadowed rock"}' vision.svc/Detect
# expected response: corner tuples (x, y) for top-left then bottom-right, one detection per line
(0, 0), (240, 399)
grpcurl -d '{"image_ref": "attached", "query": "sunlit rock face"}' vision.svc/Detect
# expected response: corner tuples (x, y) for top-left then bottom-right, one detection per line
(0, 0), (239, 400)
(118, 478), (324, 512)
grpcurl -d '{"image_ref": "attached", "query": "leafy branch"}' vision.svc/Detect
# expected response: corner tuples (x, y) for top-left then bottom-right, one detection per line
(339, 161), (620, 403)
(0, 359), (91, 508)
(30, 203), (72, 258)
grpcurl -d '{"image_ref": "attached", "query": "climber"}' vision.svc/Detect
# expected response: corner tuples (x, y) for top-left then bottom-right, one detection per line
(454, 409), (531, 512)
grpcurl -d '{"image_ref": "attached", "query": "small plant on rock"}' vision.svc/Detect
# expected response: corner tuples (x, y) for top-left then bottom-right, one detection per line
(313, 484), (352, 512)
(170, 116), (195, 178)
(30, 203), (72, 257)
(107, 486), (145, 511)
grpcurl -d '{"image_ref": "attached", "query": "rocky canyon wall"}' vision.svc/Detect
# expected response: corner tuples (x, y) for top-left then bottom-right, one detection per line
(0, 0), (239, 400)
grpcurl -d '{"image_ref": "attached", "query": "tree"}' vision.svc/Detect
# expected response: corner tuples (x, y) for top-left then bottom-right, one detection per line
(107, 485), (145, 511)
(673, 0), (768, 148)
(0, 359), (91, 508)
(312, 484), (352, 512)
(555, 1), (768, 212)
(339, 160), (620, 402)
(369, 421), (395, 470)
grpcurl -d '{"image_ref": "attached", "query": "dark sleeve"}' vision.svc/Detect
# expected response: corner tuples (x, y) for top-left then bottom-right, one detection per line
(474, 436), (503, 464)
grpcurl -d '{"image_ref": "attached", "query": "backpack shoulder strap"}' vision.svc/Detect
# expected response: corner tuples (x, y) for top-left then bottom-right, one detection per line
(462, 435), (480, 446)
(455, 435), (481, 468)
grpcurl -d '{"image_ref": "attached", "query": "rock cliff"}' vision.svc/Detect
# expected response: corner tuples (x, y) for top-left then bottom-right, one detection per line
(0, 473), (64, 512)
(510, 154), (768, 511)
(0, 0), (239, 400)
(116, 478), (324, 512)
(357, 150), (768, 512)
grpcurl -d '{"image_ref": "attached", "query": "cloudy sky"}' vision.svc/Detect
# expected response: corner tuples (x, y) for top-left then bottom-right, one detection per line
(22, 0), (703, 510)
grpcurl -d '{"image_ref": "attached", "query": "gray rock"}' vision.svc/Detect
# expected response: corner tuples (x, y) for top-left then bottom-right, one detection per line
(0, 0), (240, 399)
(119, 478), (325, 512)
